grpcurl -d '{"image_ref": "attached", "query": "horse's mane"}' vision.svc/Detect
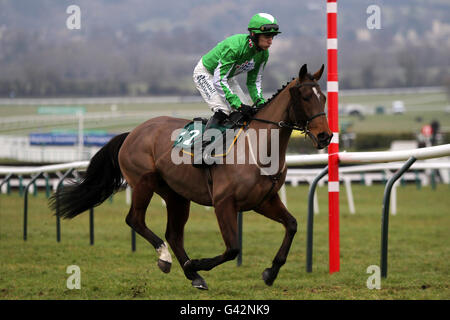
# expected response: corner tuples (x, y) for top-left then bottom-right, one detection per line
(263, 78), (294, 106)
(257, 73), (315, 110)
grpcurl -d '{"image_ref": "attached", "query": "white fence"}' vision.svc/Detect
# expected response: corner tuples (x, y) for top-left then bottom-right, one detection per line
(280, 144), (450, 214)
(0, 109), (212, 162)
(281, 159), (450, 215)
(1, 144), (450, 215)
(3, 159), (448, 216)
(0, 135), (102, 162)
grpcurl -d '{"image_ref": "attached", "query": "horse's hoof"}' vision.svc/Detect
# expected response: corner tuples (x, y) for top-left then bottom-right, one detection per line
(157, 259), (171, 274)
(192, 277), (208, 290)
(262, 268), (275, 286)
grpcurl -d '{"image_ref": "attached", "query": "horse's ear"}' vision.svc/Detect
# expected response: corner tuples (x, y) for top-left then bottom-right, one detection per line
(299, 64), (308, 81)
(313, 64), (325, 81)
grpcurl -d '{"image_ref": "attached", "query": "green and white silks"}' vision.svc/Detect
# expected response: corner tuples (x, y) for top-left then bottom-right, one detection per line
(194, 34), (268, 113)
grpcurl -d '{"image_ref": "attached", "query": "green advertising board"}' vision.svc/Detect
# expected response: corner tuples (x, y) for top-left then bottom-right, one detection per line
(37, 106), (86, 115)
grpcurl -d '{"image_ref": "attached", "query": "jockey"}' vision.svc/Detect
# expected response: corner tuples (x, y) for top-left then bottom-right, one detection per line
(192, 13), (281, 149)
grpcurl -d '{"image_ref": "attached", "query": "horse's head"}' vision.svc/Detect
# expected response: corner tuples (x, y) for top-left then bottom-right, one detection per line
(288, 64), (333, 149)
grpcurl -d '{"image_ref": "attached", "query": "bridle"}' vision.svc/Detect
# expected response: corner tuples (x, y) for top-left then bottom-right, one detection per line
(244, 80), (327, 208)
(250, 81), (327, 136)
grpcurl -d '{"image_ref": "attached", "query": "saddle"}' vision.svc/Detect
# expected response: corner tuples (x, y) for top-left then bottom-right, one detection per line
(191, 111), (246, 130)
(173, 111), (247, 165)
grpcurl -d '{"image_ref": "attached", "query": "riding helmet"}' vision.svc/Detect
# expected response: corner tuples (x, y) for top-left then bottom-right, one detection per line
(248, 13), (281, 35)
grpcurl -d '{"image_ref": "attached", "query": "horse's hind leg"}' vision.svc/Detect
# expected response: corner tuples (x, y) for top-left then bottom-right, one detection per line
(254, 193), (297, 286)
(125, 172), (171, 273)
(164, 190), (208, 290)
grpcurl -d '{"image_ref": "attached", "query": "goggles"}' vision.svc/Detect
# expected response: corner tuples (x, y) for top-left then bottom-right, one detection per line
(249, 24), (279, 32)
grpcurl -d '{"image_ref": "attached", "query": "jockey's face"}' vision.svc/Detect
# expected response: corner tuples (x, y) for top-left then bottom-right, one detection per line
(258, 33), (275, 50)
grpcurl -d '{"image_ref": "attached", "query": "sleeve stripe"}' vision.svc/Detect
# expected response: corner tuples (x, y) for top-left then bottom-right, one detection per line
(255, 63), (264, 97)
(213, 61), (234, 107)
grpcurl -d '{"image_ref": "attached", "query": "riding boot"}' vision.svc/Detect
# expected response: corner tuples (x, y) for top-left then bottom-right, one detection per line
(192, 110), (228, 167)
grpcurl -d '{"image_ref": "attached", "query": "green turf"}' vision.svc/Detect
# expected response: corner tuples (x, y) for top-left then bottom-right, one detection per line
(0, 103), (204, 118)
(0, 184), (449, 299)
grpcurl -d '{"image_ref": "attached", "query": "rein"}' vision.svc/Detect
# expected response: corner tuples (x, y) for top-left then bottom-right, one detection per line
(250, 112), (326, 133)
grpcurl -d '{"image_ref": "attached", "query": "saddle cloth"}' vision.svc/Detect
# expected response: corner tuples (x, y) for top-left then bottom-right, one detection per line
(173, 111), (246, 159)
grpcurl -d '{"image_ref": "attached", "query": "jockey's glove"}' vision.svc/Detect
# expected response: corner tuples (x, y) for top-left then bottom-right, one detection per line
(240, 104), (254, 119)
(256, 98), (266, 106)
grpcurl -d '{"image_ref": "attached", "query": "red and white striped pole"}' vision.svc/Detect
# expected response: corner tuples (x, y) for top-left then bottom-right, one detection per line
(327, 0), (340, 274)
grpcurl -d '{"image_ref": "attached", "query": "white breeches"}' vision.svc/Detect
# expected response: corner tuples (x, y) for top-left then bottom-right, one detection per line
(193, 59), (250, 115)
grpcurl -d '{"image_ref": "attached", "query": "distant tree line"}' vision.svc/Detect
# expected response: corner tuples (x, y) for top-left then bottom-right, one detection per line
(1, 0), (449, 97)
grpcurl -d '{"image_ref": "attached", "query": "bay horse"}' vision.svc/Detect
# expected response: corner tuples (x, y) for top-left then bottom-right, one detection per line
(50, 64), (332, 290)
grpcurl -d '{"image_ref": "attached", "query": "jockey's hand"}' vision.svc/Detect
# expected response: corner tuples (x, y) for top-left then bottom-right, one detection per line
(256, 98), (266, 106)
(239, 104), (254, 119)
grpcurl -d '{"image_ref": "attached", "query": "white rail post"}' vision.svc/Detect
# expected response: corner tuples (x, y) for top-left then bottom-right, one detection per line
(344, 177), (355, 214)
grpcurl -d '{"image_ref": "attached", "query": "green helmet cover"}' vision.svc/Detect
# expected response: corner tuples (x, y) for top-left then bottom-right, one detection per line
(248, 13), (281, 34)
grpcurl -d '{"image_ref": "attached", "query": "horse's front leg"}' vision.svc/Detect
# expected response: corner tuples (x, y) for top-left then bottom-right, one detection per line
(254, 193), (297, 286)
(183, 196), (239, 275)
(164, 189), (208, 290)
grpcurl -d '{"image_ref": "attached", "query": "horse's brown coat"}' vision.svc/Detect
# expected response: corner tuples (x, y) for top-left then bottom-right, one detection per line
(120, 65), (331, 288)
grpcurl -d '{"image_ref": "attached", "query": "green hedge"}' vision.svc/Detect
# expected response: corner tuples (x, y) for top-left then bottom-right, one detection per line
(287, 136), (317, 154)
(353, 132), (416, 151)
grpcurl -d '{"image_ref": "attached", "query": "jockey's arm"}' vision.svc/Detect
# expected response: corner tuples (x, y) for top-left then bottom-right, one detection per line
(246, 53), (268, 106)
(212, 48), (243, 110)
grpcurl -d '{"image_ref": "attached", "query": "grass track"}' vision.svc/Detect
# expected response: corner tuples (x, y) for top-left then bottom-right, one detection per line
(0, 91), (449, 136)
(0, 184), (449, 300)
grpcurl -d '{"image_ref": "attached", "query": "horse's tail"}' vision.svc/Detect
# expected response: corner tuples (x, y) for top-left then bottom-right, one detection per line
(49, 132), (130, 219)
